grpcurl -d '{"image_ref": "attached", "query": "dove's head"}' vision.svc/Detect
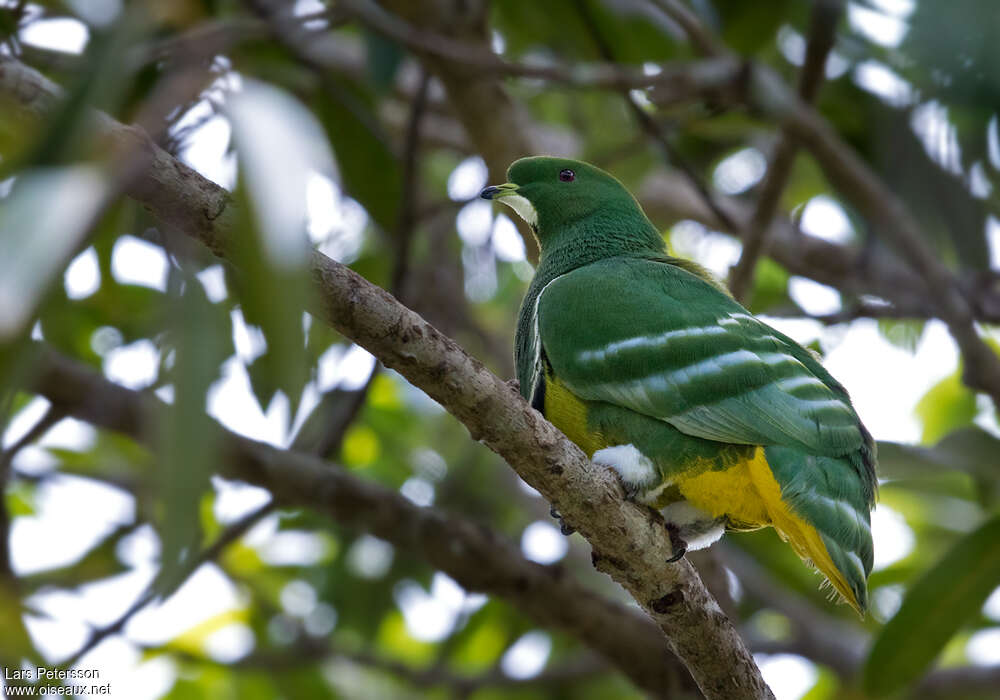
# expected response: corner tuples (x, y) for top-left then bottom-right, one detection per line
(480, 156), (656, 253)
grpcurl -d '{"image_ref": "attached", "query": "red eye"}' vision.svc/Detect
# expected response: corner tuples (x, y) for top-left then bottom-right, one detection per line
(559, 169), (575, 182)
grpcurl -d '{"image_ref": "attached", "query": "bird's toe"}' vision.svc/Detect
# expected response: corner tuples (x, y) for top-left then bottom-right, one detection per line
(665, 524), (688, 563)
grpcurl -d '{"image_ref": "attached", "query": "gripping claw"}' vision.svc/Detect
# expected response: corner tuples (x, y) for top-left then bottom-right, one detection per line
(550, 506), (576, 536)
(665, 524), (688, 563)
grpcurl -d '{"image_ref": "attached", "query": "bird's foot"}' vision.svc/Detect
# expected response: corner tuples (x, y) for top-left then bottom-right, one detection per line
(550, 506), (576, 535)
(665, 524), (688, 563)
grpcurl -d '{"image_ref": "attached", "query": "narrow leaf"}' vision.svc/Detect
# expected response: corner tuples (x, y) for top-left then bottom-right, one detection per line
(313, 80), (401, 234)
(0, 166), (110, 340)
(877, 429), (1000, 482)
(153, 271), (228, 596)
(226, 78), (330, 270)
(863, 514), (1000, 696)
(225, 79), (329, 411)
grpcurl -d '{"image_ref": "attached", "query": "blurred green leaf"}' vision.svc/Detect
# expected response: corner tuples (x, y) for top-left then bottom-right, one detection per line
(863, 514), (1000, 696)
(0, 581), (33, 660)
(915, 368), (977, 445)
(167, 608), (250, 657)
(364, 29), (405, 92)
(877, 429), (1000, 482)
(233, 673), (281, 700)
(313, 80), (401, 234)
(22, 523), (133, 590)
(4, 12), (140, 173)
(341, 424), (381, 468)
(896, 0), (1000, 208)
(877, 319), (926, 354)
(227, 79), (325, 411)
(0, 166), (111, 341)
(710, 0), (805, 55)
(154, 270), (228, 596)
(4, 479), (35, 517)
(494, 0), (686, 63)
(275, 668), (337, 700)
(744, 258), (790, 314)
(449, 607), (509, 673)
(799, 666), (839, 700)
(377, 610), (436, 665)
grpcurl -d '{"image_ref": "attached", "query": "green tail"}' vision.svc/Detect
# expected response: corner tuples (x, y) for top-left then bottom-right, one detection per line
(764, 443), (876, 614)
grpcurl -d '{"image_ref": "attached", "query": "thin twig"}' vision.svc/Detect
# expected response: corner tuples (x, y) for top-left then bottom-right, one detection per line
(391, 68), (431, 299)
(0, 405), (65, 473)
(335, 0), (741, 92)
(296, 371), (379, 459)
(577, 0), (738, 232)
(648, 0), (726, 57)
(728, 0), (843, 302)
(60, 500), (276, 668)
(0, 405), (66, 578)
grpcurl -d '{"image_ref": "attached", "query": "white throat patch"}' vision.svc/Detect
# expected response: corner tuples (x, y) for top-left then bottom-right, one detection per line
(498, 194), (538, 229)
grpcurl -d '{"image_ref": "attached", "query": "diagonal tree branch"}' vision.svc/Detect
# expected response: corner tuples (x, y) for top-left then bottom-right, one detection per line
(21, 344), (692, 697)
(0, 55), (771, 700)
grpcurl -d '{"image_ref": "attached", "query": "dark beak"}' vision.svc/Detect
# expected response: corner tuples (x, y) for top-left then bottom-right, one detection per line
(480, 186), (501, 200)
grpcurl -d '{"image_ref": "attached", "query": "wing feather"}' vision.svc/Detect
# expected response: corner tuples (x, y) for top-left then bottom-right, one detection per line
(537, 257), (865, 456)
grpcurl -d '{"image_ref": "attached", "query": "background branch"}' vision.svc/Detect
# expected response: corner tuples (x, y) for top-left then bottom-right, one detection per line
(740, 66), (1000, 405)
(59, 500), (276, 669)
(577, 0), (738, 232)
(0, 57), (771, 697)
(728, 0), (842, 301)
(0, 405), (65, 580)
(4, 1), (998, 695)
(22, 344), (695, 698)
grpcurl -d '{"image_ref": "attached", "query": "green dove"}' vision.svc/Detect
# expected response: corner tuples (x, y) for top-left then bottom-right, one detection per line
(482, 156), (877, 614)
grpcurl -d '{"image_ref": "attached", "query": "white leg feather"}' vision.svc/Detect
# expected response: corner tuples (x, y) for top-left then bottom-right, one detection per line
(592, 444), (658, 497)
(662, 501), (725, 551)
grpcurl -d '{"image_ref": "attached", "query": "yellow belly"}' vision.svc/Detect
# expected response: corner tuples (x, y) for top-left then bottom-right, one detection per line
(543, 375), (859, 611)
(543, 374), (605, 455)
(676, 449), (853, 609)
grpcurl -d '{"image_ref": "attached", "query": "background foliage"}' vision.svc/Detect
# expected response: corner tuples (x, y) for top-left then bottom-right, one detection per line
(1, 0), (1000, 698)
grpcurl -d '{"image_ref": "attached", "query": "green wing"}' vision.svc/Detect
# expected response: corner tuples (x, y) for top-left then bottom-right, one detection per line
(536, 257), (866, 458)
